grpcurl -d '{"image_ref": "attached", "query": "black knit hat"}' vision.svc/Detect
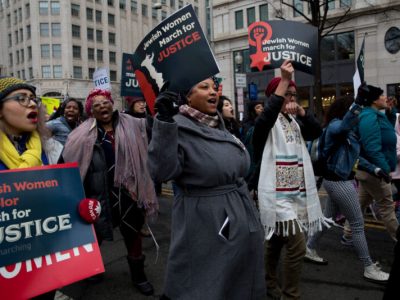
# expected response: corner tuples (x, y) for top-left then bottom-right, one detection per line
(357, 83), (384, 106)
(0, 77), (36, 102)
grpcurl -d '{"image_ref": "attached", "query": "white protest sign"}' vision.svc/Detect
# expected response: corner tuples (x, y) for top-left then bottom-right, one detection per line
(93, 68), (111, 90)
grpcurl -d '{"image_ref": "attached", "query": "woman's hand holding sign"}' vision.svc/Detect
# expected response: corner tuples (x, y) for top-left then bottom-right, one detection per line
(155, 91), (180, 122)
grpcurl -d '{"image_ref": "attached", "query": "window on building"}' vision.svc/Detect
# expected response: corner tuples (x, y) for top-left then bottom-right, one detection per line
(109, 32), (116, 44)
(16, 51), (20, 64)
(20, 49), (24, 63)
(17, 71), (20, 78)
(340, 0), (352, 8)
(293, 0), (303, 17)
(41, 44), (50, 58)
(96, 10), (102, 23)
(142, 4), (147, 17)
(336, 31), (354, 60)
(170, 0), (175, 8)
(194, 6), (198, 16)
(97, 49), (103, 61)
(131, 0), (137, 13)
(7, 14), (11, 27)
(8, 34), (12, 47)
(328, 0), (335, 10)
(13, 9), (17, 25)
(89, 68), (95, 79)
(247, 7), (255, 26)
(235, 10), (243, 30)
(87, 28), (94, 40)
(15, 30), (18, 44)
(108, 13), (115, 25)
(110, 70), (117, 81)
(21, 70), (26, 80)
(73, 45), (81, 59)
(29, 67), (33, 79)
(40, 23), (49, 37)
(120, 0), (126, 10)
(108, 0), (114, 6)
(387, 83), (400, 102)
(19, 29), (23, 42)
(152, 7), (158, 19)
(18, 8), (22, 22)
(96, 30), (103, 42)
(52, 44), (61, 58)
(72, 25), (81, 38)
(51, 1), (60, 15)
(71, 4), (80, 17)
(162, 10), (167, 20)
(28, 46), (32, 60)
(88, 48), (95, 60)
(42, 65), (51, 78)
(260, 4), (268, 21)
(109, 51), (116, 63)
(87, 8), (93, 20)
(9, 53), (13, 67)
(321, 35), (335, 61)
(52, 23), (61, 37)
(321, 31), (354, 62)
(53, 65), (62, 78)
(27, 25), (31, 39)
(73, 66), (83, 79)
(39, 1), (48, 15)
(25, 4), (30, 18)
(179, 0), (183, 9)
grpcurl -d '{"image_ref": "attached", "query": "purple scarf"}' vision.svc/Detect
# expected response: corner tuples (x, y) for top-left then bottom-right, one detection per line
(63, 113), (158, 216)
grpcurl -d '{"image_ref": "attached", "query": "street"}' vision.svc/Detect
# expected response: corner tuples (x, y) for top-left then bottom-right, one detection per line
(57, 188), (395, 300)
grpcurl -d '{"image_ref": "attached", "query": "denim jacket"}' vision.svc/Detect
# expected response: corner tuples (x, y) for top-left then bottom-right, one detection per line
(324, 103), (377, 180)
(46, 117), (72, 145)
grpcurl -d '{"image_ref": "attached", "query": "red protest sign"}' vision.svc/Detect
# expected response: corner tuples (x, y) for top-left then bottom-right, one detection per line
(1, 242), (104, 300)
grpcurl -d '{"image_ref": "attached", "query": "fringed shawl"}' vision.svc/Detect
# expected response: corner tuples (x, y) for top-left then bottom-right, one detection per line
(258, 113), (331, 240)
(63, 113), (158, 216)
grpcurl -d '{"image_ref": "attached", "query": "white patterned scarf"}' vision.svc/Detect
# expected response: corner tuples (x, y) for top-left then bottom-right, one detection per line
(258, 113), (331, 240)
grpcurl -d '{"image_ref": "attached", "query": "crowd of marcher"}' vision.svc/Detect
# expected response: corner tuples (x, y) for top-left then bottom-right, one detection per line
(0, 59), (399, 300)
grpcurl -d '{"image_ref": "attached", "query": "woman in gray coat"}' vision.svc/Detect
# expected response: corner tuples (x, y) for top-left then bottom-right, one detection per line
(148, 78), (266, 300)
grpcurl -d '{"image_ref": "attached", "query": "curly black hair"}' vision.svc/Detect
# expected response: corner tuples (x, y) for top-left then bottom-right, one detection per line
(49, 98), (83, 120)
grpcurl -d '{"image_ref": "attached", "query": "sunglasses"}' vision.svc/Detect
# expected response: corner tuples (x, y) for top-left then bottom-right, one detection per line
(2, 93), (41, 107)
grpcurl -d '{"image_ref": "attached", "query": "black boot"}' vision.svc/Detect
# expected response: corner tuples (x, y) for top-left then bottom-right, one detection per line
(127, 255), (154, 296)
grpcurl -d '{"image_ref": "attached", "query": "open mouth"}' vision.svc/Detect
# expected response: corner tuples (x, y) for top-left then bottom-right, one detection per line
(27, 111), (38, 123)
(207, 98), (217, 105)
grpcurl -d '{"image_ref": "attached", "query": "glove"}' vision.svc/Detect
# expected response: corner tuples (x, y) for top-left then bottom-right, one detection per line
(374, 168), (392, 183)
(154, 91), (180, 122)
(78, 198), (101, 223)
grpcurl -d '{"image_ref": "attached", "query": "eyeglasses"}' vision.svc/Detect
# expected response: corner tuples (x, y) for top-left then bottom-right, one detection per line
(2, 94), (41, 107)
(285, 92), (297, 98)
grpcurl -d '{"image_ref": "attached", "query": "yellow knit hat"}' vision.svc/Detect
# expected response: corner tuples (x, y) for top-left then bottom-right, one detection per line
(0, 77), (36, 102)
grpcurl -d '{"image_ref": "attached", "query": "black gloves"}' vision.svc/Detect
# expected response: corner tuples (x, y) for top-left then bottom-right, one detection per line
(374, 168), (392, 183)
(154, 91), (180, 122)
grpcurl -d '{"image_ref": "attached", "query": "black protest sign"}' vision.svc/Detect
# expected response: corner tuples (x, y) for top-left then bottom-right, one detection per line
(248, 20), (317, 75)
(120, 53), (143, 97)
(132, 4), (219, 114)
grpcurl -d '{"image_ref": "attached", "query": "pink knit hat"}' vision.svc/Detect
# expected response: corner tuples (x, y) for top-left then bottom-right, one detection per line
(85, 89), (114, 116)
(265, 77), (297, 97)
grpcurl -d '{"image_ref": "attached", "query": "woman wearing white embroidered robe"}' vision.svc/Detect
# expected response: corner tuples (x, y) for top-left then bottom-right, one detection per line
(252, 60), (326, 300)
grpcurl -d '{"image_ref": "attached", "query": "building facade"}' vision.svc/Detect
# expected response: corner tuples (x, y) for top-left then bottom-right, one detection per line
(212, 0), (400, 117)
(0, 0), (207, 110)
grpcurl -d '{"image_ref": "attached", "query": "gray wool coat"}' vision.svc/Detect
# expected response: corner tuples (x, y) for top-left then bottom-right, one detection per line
(148, 114), (266, 300)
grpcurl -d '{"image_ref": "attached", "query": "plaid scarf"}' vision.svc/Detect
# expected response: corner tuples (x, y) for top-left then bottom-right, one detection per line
(179, 104), (219, 128)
